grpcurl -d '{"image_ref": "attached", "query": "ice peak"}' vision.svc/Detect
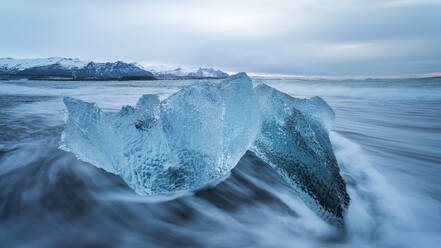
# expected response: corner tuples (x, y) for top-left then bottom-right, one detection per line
(136, 94), (160, 110)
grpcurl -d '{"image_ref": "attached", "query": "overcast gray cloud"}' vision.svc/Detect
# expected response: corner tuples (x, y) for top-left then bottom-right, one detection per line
(1, 0), (440, 76)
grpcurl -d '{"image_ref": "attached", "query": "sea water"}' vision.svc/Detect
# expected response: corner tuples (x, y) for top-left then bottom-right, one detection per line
(0, 77), (440, 247)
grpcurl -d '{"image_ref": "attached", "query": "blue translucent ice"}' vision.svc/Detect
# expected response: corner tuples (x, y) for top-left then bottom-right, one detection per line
(62, 73), (260, 195)
(250, 83), (349, 225)
(62, 72), (349, 224)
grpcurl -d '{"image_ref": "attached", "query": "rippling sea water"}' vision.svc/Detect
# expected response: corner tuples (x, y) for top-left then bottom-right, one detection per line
(1, 77), (440, 247)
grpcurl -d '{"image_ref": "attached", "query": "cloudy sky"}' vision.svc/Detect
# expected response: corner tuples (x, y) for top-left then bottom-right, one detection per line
(1, 0), (440, 77)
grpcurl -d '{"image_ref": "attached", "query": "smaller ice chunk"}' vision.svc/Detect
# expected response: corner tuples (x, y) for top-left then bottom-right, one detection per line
(250, 84), (349, 225)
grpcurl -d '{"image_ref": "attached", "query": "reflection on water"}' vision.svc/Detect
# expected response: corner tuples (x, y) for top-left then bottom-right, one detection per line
(1, 78), (440, 247)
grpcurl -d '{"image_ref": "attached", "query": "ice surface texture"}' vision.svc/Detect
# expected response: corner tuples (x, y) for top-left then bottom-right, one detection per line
(62, 72), (349, 224)
(62, 73), (260, 195)
(250, 84), (349, 225)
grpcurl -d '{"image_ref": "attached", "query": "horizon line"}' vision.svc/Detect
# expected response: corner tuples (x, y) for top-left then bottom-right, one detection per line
(229, 71), (441, 80)
(2, 56), (440, 80)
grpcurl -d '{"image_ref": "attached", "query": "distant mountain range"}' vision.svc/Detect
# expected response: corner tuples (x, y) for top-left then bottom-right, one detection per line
(143, 64), (229, 79)
(0, 57), (229, 80)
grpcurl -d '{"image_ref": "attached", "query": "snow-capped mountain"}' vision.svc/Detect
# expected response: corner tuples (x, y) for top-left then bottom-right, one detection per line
(141, 64), (229, 79)
(0, 57), (153, 78)
(188, 68), (229, 78)
(0, 57), (229, 80)
(75, 61), (153, 78)
(0, 57), (87, 73)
